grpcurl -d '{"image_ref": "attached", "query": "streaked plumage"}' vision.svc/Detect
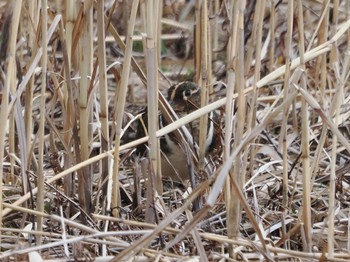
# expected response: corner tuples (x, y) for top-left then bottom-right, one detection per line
(136, 81), (218, 182)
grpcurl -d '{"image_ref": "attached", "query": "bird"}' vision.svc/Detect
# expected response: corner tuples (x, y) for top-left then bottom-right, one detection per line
(136, 81), (219, 182)
(166, 81), (218, 151)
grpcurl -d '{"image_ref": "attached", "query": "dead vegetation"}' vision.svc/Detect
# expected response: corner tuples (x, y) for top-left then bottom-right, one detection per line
(1, 0), (350, 261)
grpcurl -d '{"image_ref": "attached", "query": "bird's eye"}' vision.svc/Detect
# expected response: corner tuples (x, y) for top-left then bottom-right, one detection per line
(184, 89), (192, 99)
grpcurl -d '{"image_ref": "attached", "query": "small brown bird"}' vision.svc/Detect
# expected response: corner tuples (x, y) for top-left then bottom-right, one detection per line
(136, 81), (217, 182)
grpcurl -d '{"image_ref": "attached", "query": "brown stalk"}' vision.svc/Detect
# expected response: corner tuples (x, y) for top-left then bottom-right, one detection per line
(224, 3), (238, 256)
(77, 2), (93, 220)
(0, 0), (22, 228)
(197, 1), (210, 172)
(112, 0), (139, 217)
(278, 0), (298, 251)
(246, 0), (265, 196)
(144, 0), (162, 193)
(96, 0), (110, 200)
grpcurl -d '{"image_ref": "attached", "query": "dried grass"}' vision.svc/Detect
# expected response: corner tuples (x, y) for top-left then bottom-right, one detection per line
(1, 0), (350, 261)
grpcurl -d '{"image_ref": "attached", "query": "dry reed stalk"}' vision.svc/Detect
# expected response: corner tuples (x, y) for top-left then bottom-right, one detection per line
(156, 1), (163, 68)
(96, 0), (109, 200)
(24, 0), (38, 175)
(316, 1), (330, 108)
(65, 0), (75, 63)
(211, 0), (220, 61)
(144, 0), (162, 193)
(295, 0), (307, 252)
(7, 43), (16, 221)
(197, 1), (210, 171)
(329, 0), (339, 63)
(269, 0), (276, 72)
(194, 1), (201, 81)
(8, 2), (23, 201)
(112, 0), (139, 217)
(245, 0), (265, 192)
(0, 0), (22, 227)
(61, 0), (76, 205)
(224, 1), (245, 257)
(278, 0), (297, 251)
(36, 0), (48, 245)
(224, 1), (237, 254)
(241, 2), (266, 248)
(231, 0), (246, 249)
(295, 0), (313, 253)
(96, 0), (111, 256)
(330, 4), (342, 252)
(77, 2), (93, 219)
(328, 66), (342, 258)
(326, 2), (343, 253)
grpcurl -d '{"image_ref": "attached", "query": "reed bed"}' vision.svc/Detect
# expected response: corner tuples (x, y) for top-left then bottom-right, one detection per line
(1, 0), (350, 261)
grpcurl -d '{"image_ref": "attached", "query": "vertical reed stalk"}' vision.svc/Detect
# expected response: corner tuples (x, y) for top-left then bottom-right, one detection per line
(37, 0), (48, 245)
(212, 0), (220, 61)
(7, 0), (20, 194)
(225, 1), (237, 158)
(96, 0), (109, 196)
(231, 0), (246, 248)
(78, 2), (93, 217)
(296, 0), (312, 253)
(198, 1), (209, 171)
(269, 0), (276, 71)
(329, 0), (339, 63)
(112, 0), (139, 217)
(65, 0), (75, 64)
(96, 1), (109, 254)
(145, 0), (161, 193)
(307, 4), (334, 186)
(300, 73), (313, 250)
(62, 0), (76, 207)
(279, 0), (295, 250)
(224, 0), (239, 258)
(224, 1), (237, 248)
(194, 1), (201, 82)
(344, 4), (350, 108)
(316, 0), (330, 107)
(327, 70), (341, 259)
(296, 1), (306, 251)
(24, 1), (38, 176)
(245, 0), (265, 202)
(8, 117), (15, 185)
(0, 0), (22, 228)
(327, 1), (342, 250)
(157, 1), (163, 66)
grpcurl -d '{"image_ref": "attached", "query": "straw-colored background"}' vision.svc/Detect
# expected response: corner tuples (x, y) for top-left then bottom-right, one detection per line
(1, 0), (350, 261)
